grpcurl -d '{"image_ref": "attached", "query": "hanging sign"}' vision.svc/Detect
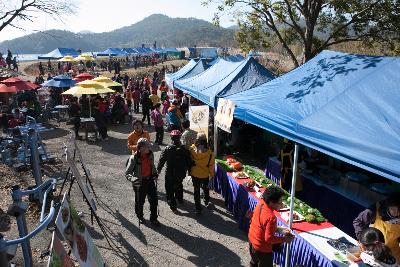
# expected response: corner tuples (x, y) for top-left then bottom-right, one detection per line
(189, 105), (209, 138)
(215, 99), (235, 133)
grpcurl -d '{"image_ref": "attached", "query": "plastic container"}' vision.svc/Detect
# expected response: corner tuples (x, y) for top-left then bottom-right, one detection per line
(346, 246), (361, 263)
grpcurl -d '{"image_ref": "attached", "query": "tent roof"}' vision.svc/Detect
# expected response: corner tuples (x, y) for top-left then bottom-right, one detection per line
(227, 50), (400, 182)
(97, 48), (127, 56)
(38, 48), (80, 59)
(122, 48), (139, 54)
(175, 57), (275, 107)
(178, 59), (209, 81)
(165, 59), (198, 87)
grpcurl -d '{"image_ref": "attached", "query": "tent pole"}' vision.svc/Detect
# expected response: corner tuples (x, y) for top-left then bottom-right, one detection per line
(213, 115), (218, 155)
(284, 142), (299, 267)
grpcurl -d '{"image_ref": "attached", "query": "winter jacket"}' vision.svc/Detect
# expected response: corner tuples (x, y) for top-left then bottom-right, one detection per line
(157, 144), (191, 179)
(248, 199), (285, 253)
(167, 105), (182, 127)
(151, 109), (164, 128)
(125, 151), (157, 183)
(189, 145), (215, 179)
(127, 130), (150, 153)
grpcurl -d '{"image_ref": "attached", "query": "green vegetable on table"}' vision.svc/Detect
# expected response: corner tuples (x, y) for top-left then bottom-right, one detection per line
(217, 159), (327, 224)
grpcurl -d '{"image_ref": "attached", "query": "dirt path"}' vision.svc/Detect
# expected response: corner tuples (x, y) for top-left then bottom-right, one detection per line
(40, 114), (250, 267)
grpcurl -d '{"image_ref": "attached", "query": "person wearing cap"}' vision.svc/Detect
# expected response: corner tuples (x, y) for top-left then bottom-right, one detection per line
(167, 99), (183, 131)
(248, 185), (294, 267)
(157, 130), (191, 212)
(127, 120), (150, 153)
(151, 103), (164, 145)
(126, 137), (160, 226)
(189, 133), (215, 214)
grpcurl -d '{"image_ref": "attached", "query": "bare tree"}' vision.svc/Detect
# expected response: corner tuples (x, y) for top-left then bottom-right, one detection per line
(205, 0), (400, 67)
(0, 0), (75, 33)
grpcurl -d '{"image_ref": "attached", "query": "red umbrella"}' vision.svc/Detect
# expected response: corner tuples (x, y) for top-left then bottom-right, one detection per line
(0, 83), (17, 93)
(1, 77), (40, 91)
(74, 73), (95, 82)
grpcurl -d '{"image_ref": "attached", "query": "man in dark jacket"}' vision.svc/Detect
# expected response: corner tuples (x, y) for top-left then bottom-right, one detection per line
(157, 130), (191, 212)
(141, 91), (152, 126)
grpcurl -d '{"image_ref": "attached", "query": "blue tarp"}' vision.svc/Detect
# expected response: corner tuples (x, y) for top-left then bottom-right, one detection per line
(226, 50), (400, 182)
(122, 48), (139, 54)
(41, 75), (76, 88)
(165, 59), (198, 88)
(38, 48), (79, 59)
(200, 48), (218, 59)
(209, 54), (245, 66)
(97, 48), (127, 56)
(175, 57), (275, 107)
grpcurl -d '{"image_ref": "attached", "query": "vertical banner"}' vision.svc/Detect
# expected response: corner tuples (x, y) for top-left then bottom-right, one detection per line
(55, 194), (106, 267)
(215, 99), (235, 133)
(47, 232), (74, 267)
(189, 105), (209, 138)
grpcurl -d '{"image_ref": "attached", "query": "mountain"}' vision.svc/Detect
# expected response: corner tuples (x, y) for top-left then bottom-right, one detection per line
(0, 14), (236, 53)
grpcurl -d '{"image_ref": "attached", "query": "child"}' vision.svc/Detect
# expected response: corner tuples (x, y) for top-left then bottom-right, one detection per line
(350, 227), (399, 267)
(162, 95), (170, 115)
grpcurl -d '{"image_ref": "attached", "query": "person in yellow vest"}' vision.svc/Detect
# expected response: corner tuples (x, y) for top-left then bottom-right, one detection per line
(353, 193), (400, 263)
(278, 138), (303, 193)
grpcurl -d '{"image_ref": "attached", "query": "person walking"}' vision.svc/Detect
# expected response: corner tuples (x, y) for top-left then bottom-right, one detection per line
(132, 87), (141, 114)
(157, 130), (191, 212)
(181, 120), (198, 149)
(167, 99), (183, 131)
(189, 134), (215, 214)
(127, 120), (150, 154)
(248, 185), (295, 267)
(140, 91), (152, 126)
(126, 138), (160, 226)
(151, 103), (164, 145)
(68, 97), (81, 139)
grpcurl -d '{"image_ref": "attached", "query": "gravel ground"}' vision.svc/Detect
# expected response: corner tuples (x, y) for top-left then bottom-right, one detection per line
(36, 114), (250, 267)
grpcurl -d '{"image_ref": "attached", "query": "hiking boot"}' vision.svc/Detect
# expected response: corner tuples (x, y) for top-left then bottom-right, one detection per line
(150, 219), (161, 227)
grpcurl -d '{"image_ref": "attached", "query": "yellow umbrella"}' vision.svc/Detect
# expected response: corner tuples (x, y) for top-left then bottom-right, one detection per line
(75, 54), (94, 61)
(58, 55), (76, 62)
(92, 76), (123, 87)
(77, 80), (116, 94)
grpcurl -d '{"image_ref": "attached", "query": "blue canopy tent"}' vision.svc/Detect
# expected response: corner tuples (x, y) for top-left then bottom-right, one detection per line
(97, 48), (127, 57)
(165, 59), (198, 88)
(122, 48), (139, 55)
(226, 50), (400, 182)
(200, 48), (218, 59)
(134, 47), (147, 54)
(177, 59), (209, 82)
(175, 57), (275, 107)
(41, 75), (76, 88)
(208, 54), (245, 66)
(38, 48), (80, 59)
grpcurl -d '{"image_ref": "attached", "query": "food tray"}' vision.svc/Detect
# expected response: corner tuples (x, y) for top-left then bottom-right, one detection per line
(232, 171), (249, 179)
(279, 210), (304, 223)
(278, 204), (290, 211)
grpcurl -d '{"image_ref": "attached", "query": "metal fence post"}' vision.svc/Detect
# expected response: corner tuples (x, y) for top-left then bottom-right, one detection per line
(28, 129), (42, 189)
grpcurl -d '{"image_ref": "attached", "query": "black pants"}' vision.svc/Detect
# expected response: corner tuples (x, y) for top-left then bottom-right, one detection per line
(142, 109), (151, 125)
(249, 243), (273, 267)
(134, 102), (139, 113)
(165, 176), (184, 209)
(192, 176), (209, 211)
(73, 117), (80, 137)
(132, 179), (158, 221)
(95, 113), (108, 139)
(155, 126), (164, 144)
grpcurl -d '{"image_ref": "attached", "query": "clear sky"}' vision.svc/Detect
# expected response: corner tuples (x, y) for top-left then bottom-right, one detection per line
(0, 0), (234, 41)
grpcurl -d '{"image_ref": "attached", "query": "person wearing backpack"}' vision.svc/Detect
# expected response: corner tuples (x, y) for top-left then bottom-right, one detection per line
(189, 133), (215, 214)
(157, 130), (191, 212)
(248, 186), (295, 267)
(125, 138), (160, 226)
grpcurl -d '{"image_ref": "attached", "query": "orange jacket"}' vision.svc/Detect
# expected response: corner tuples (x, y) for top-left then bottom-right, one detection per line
(127, 130), (150, 153)
(248, 200), (285, 253)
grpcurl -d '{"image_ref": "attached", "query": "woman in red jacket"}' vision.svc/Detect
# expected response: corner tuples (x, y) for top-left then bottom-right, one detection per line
(248, 186), (295, 267)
